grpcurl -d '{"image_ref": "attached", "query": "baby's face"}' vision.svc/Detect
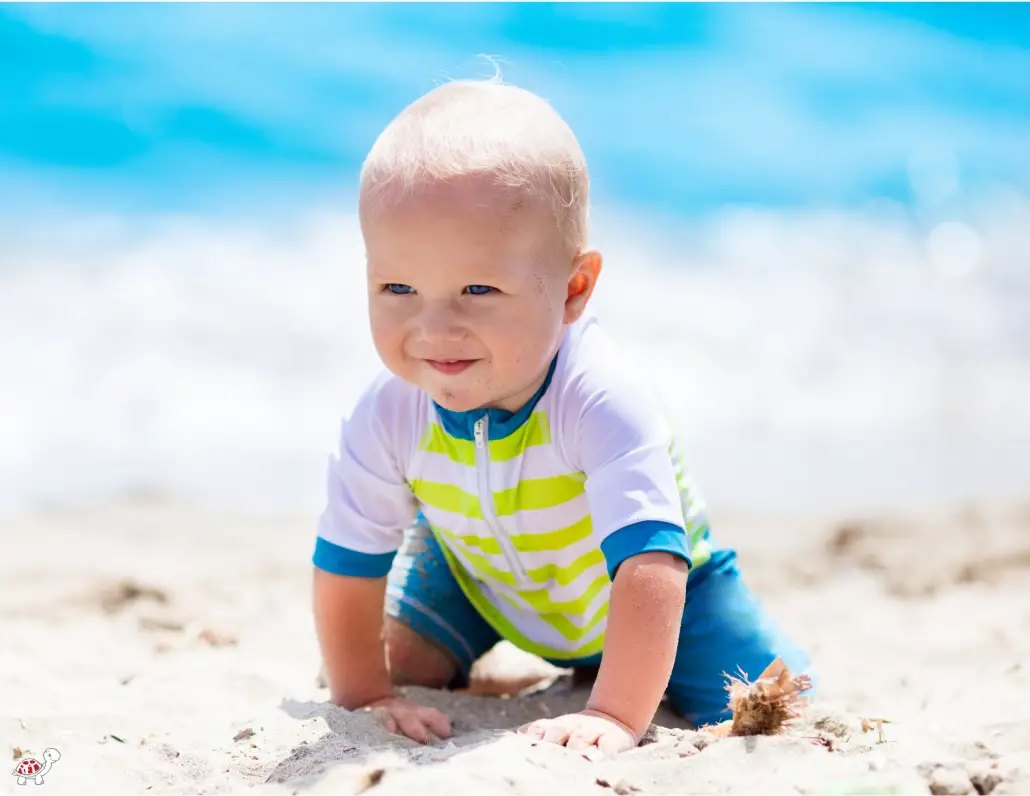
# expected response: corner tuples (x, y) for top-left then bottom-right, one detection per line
(362, 176), (579, 413)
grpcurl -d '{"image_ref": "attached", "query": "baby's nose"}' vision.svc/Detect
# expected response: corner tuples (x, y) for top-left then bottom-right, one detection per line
(417, 304), (466, 342)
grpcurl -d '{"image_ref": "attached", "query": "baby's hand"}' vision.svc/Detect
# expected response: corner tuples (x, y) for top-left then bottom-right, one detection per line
(363, 696), (452, 745)
(518, 709), (637, 757)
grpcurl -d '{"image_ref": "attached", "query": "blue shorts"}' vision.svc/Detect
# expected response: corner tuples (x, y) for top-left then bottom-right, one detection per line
(385, 520), (813, 728)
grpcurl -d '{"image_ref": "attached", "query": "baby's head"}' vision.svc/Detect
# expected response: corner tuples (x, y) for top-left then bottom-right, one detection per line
(359, 79), (602, 413)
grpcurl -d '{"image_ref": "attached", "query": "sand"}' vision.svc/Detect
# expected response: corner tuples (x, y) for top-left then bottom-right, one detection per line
(3, 496), (1030, 795)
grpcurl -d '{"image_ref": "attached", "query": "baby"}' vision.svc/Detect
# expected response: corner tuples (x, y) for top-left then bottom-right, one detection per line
(313, 78), (811, 756)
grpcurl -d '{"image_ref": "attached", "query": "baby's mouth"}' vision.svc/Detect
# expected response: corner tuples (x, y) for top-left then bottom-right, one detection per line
(425, 359), (476, 376)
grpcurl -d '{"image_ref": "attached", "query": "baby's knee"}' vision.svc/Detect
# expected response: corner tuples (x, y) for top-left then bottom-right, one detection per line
(384, 616), (459, 688)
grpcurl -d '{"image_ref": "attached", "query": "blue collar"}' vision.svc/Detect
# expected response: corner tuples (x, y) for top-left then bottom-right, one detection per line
(433, 356), (558, 441)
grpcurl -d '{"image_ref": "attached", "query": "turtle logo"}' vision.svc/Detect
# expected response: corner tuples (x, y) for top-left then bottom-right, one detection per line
(11, 748), (60, 786)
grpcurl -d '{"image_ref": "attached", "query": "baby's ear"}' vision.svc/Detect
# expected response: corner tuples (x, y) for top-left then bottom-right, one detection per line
(564, 250), (603, 323)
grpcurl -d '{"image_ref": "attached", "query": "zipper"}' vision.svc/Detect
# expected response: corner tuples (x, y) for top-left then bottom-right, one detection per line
(474, 416), (529, 583)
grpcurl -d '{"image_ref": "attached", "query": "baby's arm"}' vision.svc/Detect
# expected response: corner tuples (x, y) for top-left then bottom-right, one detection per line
(313, 569), (393, 709)
(313, 569), (451, 744)
(584, 551), (688, 736)
(313, 375), (448, 743)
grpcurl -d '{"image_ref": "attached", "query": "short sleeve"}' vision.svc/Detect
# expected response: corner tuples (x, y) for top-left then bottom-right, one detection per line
(314, 374), (419, 578)
(563, 338), (692, 579)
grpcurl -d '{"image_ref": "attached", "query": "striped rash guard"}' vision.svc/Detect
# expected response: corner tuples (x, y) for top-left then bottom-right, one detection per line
(314, 312), (712, 663)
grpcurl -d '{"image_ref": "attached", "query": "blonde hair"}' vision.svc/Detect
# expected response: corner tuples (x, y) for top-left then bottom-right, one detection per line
(359, 78), (590, 252)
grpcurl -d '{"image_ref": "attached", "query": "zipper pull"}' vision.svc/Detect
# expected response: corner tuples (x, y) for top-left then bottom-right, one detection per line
(474, 418), (485, 449)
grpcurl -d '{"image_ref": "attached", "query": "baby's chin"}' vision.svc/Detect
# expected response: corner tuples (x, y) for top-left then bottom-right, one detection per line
(427, 386), (488, 413)
(423, 376), (505, 414)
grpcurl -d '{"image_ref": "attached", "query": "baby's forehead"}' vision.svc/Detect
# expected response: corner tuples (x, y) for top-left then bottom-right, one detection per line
(371, 175), (562, 245)
(365, 197), (566, 285)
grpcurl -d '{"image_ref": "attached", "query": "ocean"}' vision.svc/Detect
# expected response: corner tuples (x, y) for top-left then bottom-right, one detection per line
(2, 193), (1028, 519)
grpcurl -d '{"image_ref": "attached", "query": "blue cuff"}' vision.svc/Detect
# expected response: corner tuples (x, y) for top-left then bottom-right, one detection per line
(313, 537), (397, 578)
(599, 521), (692, 580)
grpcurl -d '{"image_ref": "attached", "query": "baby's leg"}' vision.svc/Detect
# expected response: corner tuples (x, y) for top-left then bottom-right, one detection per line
(384, 616), (459, 688)
(665, 550), (814, 729)
(383, 518), (501, 690)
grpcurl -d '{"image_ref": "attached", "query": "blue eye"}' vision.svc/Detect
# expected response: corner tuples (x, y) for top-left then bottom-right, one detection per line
(465, 285), (494, 295)
(386, 284), (414, 295)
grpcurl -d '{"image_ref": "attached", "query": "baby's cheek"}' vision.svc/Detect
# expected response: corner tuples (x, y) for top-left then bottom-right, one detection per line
(368, 313), (395, 347)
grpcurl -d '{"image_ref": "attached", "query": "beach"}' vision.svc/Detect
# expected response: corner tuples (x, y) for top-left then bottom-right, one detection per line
(4, 4), (1030, 795)
(3, 198), (1027, 796)
(3, 495), (1029, 795)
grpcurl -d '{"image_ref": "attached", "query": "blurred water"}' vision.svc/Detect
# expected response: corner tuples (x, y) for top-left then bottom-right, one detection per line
(1, 193), (1028, 519)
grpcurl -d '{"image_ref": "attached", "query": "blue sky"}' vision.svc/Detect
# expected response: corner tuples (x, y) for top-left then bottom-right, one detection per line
(2, 3), (1029, 219)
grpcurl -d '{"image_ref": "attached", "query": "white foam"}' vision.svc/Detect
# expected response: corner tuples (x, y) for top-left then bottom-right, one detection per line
(1, 197), (1028, 518)
(926, 221), (981, 279)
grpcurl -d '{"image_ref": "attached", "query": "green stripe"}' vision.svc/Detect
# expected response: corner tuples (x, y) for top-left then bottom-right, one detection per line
(433, 525), (602, 588)
(511, 514), (594, 553)
(504, 593), (609, 642)
(418, 424), (476, 466)
(429, 526), (515, 585)
(668, 435), (713, 570)
(503, 572), (611, 642)
(451, 546), (518, 587)
(525, 548), (605, 587)
(544, 600), (608, 641)
(516, 572), (610, 616)
(414, 475), (585, 520)
(489, 412), (552, 463)
(690, 535), (712, 569)
(430, 515), (594, 570)
(437, 542), (607, 660)
(434, 525), (502, 556)
(494, 474), (586, 516)
(410, 480), (482, 519)
(417, 413), (551, 468)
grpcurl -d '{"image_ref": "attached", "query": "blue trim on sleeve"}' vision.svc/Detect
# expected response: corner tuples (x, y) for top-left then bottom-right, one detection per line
(313, 537), (397, 578)
(599, 521), (693, 580)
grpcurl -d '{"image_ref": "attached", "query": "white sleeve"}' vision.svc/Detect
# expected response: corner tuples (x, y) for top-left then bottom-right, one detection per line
(559, 331), (693, 577)
(574, 379), (686, 538)
(314, 374), (419, 577)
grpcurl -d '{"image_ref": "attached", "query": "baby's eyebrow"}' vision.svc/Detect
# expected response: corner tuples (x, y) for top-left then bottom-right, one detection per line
(365, 262), (396, 279)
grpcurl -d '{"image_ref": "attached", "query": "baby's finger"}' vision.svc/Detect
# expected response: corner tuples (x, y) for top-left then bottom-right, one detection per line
(519, 720), (548, 740)
(566, 726), (602, 752)
(394, 710), (432, 745)
(370, 706), (399, 736)
(596, 729), (633, 758)
(415, 706), (452, 740)
(541, 721), (573, 746)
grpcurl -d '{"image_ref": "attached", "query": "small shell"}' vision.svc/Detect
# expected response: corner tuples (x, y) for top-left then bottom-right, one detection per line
(15, 758), (42, 775)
